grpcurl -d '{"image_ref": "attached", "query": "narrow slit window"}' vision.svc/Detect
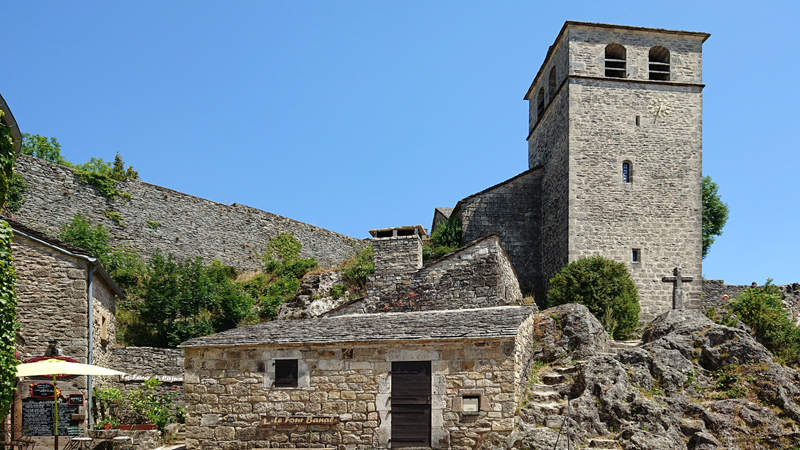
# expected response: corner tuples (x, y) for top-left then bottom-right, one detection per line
(548, 67), (557, 101)
(632, 249), (641, 263)
(635, 116), (640, 126)
(605, 44), (626, 78)
(649, 46), (670, 81)
(622, 162), (631, 183)
(274, 359), (299, 387)
(536, 88), (545, 122)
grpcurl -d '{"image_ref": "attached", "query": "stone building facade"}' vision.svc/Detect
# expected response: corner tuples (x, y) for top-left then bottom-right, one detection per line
(10, 219), (123, 374)
(12, 154), (362, 273)
(180, 306), (537, 450)
(439, 22), (709, 320)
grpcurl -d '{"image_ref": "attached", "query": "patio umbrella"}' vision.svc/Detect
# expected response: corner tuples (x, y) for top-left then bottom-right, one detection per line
(17, 359), (125, 450)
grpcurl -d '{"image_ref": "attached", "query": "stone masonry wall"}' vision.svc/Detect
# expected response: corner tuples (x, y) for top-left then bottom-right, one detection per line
(183, 338), (523, 450)
(108, 347), (186, 403)
(11, 233), (117, 390)
(13, 155), (362, 272)
(567, 25), (705, 83)
(13, 233), (89, 363)
(527, 78), (570, 294)
(567, 78), (703, 321)
(363, 235), (524, 313)
(456, 168), (543, 298)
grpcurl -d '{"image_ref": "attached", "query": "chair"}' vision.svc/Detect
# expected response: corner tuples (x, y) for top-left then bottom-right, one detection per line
(64, 435), (93, 450)
(111, 434), (133, 450)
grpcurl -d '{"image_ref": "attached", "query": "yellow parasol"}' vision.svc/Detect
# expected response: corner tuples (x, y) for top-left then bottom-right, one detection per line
(17, 359), (125, 450)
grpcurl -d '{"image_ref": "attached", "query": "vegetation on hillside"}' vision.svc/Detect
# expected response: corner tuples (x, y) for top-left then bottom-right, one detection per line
(707, 280), (800, 367)
(702, 175), (729, 259)
(58, 214), (368, 347)
(546, 255), (640, 339)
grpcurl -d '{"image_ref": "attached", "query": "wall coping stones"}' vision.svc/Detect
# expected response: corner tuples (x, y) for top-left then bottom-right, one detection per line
(180, 305), (536, 348)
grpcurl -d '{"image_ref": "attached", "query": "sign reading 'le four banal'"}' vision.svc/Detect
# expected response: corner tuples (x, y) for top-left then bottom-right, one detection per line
(260, 416), (340, 427)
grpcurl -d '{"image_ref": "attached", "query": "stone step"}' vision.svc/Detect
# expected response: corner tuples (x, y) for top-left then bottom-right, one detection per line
(553, 365), (580, 375)
(586, 438), (621, 449)
(610, 340), (642, 350)
(529, 389), (564, 403)
(532, 401), (566, 416)
(542, 373), (566, 385)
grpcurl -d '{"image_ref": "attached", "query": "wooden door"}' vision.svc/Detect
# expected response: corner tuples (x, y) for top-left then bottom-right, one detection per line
(391, 361), (431, 448)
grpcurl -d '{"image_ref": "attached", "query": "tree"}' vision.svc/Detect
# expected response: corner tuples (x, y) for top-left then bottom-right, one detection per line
(546, 255), (640, 339)
(20, 133), (71, 166)
(58, 214), (113, 264)
(702, 176), (729, 259)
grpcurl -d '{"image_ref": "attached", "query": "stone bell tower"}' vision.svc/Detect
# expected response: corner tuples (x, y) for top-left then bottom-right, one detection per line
(525, 22), (710, 320)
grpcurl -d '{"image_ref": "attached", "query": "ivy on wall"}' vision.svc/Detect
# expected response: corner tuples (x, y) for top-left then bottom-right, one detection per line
(0, 109), (19, 418)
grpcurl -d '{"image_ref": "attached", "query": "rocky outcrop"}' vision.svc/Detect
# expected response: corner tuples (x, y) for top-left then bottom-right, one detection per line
(519, 305), (800, 450)
(276, 271), (353, 319)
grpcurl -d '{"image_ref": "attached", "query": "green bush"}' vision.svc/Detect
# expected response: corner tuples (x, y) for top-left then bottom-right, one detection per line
(727, 280), (800, 367)
(546, 255), (640, 339)
(240, 233), (318, 321)
(58, 214), (113, 263)
(423, 216), (462, 262)
(339, 245), (374, 294)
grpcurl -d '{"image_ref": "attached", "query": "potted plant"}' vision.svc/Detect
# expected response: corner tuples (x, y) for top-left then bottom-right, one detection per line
(124, 377), (180, 432)
(92, 387), (123, 429)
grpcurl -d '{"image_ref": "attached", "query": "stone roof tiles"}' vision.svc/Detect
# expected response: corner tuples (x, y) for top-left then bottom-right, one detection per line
(180, 305), (536, 348)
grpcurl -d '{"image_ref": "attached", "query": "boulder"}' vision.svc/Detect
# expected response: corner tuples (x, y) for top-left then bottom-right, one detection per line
(532, 303), (611, 362)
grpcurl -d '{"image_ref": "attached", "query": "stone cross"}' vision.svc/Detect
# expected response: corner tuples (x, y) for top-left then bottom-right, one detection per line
(662, 267), (694, 310)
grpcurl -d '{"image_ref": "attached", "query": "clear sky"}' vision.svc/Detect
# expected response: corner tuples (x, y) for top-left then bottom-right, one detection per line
(3, 1), (798, 285)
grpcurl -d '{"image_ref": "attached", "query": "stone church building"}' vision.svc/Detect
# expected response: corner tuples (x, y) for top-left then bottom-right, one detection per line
(437, 21), (709, 321)
(182, 21), (711, 450)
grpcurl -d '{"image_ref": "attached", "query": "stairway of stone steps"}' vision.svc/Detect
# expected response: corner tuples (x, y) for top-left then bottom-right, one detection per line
(523, 340), (642, 449)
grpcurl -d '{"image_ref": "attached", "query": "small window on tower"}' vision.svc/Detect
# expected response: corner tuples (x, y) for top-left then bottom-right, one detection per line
(622, 161), (632, 183)
(605, 44), (626, 78)
(649, 46), (670, 81)
(632, 249), (641, 263)
(274, 359), (299, 387)
(548, 67), (557, 101)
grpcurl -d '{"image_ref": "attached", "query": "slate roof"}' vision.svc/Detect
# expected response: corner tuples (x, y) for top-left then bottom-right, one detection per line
(180, 305), (536, 348)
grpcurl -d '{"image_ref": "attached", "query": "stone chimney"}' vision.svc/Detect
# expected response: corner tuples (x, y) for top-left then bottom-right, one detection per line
(368, 225), (427, 277)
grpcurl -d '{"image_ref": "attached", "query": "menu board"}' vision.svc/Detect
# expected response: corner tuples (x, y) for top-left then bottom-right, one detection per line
(21, 398), (80, 436)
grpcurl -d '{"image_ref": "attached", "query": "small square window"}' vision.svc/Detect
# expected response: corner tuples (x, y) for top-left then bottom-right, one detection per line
(632, 249), (641, 263)
(462, 396), (480, 413)
(274, 359), (298, 387)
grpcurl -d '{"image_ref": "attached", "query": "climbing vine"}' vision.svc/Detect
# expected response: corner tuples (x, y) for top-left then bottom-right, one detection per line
(0, 109), (19, 418)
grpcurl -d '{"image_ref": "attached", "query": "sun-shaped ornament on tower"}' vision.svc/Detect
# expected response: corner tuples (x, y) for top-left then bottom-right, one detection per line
(648, 97), (671, 119)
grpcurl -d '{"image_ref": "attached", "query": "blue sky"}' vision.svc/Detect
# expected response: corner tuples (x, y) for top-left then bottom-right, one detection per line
(3, 1), (798, 285)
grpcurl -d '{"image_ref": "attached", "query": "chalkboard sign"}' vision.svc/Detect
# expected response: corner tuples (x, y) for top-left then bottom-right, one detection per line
(68, 394), (84, 406)
(21, 398), (80, 436)
(30, 383), (59, 399)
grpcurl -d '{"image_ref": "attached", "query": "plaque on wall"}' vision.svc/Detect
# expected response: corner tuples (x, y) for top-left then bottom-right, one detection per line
(29, 383), (60, 399)
(260, 415), (340, 427)
(68, 394), (84, 406)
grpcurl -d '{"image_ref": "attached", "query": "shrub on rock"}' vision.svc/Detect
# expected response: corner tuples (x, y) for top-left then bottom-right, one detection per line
(546, 255), (639, 339)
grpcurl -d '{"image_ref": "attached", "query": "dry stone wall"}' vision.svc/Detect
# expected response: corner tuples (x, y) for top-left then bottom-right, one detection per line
(703, 280), (800, 324)
(363, 235), (524, 314)
(13, 155), (362, 272)
(109, 347), (185, 402)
